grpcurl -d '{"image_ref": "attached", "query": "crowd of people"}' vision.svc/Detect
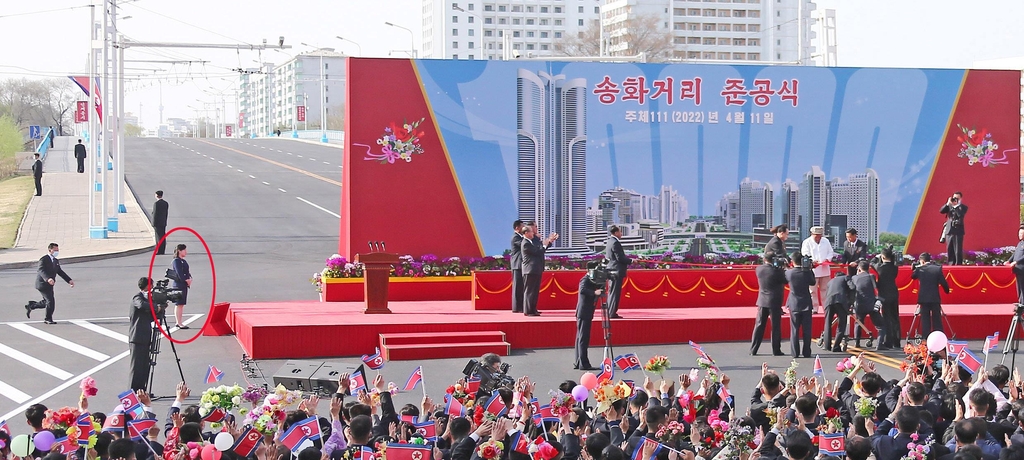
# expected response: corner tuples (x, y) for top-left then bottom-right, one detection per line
(3, 346), (1023, 460)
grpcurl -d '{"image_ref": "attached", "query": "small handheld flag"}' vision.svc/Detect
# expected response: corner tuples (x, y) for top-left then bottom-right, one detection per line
(948, 340), (969, 356)
(385, 444), (432, 460)
(984, 333), (1000, 354)
(76, 413), (95, 446)
(55, 436), (78, 454)
(444, 394), (467, 417)
(597, 356), (614, 382)
(201, 407), (227, 423)
(231, 426), (264, 457)
(205, 365), (225, 384)
(356, 446), (376, 460)
(813, 355), (824, 379)
(126, 418), (157, 441)
(350, 369), (368, 394)
(819, 432), (846, 456)
(465, 374), (481, 394)
(118, 390), (146, 419)
(412, 421), (437, 442)
(292, 416), (322, 441)
(400, 414), (418, 424)
(511, 431), (532, 454)
(404, 366), (424, 391)
(615, 353), (643, 373)
(631, 438), (663, 460)
(483, 391), (509, 416)
(102, 410), (124, 433)
(362, 347), (386, 371)
(279, 421), (309, 453)
(956, 348), (983, 375)
(716, 385), (732, 405)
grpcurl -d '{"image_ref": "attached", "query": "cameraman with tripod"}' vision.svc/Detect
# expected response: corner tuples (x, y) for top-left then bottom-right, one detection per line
(130, 277), (164, 391)
(574, 272), (604, 370)
(912, 253), (950, 337)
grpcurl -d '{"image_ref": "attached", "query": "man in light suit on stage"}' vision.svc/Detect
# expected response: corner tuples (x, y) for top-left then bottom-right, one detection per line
(604, 225), (631, 319)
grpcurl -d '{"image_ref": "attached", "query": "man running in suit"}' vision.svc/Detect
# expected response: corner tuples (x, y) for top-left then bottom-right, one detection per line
(912, 253), (950, 337)
(510, 220), (525, 313)
(153, 191), (169, 255)
(30, 243), (74, 324)
(31, 153), (43, 196)
(74, 139), (87, 173)
(604, 225), (631, 319)
(521, 223), (558, 317)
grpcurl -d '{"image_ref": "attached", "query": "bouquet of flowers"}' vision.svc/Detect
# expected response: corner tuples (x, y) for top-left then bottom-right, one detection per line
(44, 407), (81, 431)
(956, 124), (1008, 168)
(855, 397), (877, 418)
(822, 407), (843, 434)
(722, 424), (756, 459)
(593, 380), (633, 414)
(199, 385), (244, 419)
(445, 383), (471, 407)
(240, 385), (269, 414)
(835, 358), (855, 376)
(473, 406), (501, 425)
(656, 420), (687, 444)
(900, 342), (933, 373)
(784, 359), (799, 388)
(367, 383), (399, 406)
(477, 440), (504, 460)
(549, 390), (575, 417)
(644, 355), (671, 377)
(698, 357), (720, 383)
(79, 377), (97, 398)
(901, 434), (933, 460)
(245, 384), (304, 435)
(763, 403), (779, 428)
(530, 439), (560, 460)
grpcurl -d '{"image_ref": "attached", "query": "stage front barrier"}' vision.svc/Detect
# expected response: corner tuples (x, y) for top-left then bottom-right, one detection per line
(472, 265), (1019, 310)
(354, 252), (400, 314)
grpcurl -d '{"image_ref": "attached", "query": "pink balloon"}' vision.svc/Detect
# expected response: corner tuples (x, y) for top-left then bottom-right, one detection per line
(926, 331), (948, 353)
(201, 444), (219, 460)
(571, 384), (589, 402)
(580, 372), (598, 390)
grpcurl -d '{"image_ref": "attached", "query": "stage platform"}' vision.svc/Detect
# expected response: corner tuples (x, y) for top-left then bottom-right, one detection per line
(220, 301), (1015, 360)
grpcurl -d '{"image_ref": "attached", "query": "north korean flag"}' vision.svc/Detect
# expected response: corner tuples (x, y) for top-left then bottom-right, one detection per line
(957, 348), (983, 375)
(118, 390), (146, 419)
(717, 385), (732, 405)
(813, 355), (824, 379)
(630, 438), (663, 460)
(404, 367), (423, 392)
(535, 404), (559, 423)
(54, 436), (78, 454)
(984, 333), (1000, 354)
(362, 348), (386, 371)
(819, 432), (845, 456)
(412, 421), (437, 442)
(465, 374), (481, 394)
(292, 416), (322, 441)
(483, 391), (508, 417)
(0, 419), (9, 435)
(400, 414), (418, 424)
(385, 443), (432, 460)
(77, 413), (94, 446)
(279, 421), (309, 453)
(202, 407), (227, 423)
(350, 369), (368, 394)
(102, 409), (124, 433)
(622, 380), (637, 399)
(205, 365), (225, 384)
(231, 426), (264, 458)
(689, 341), (715, 364)
(126, 418), (157, 441)
(597, 357), (614, 382)
(357, 446), (376, 460)
(510, 431), (531, 455)
(948, 340), (969, 356)
(444, 394), (466, 417)
(615, 354), (643, 373)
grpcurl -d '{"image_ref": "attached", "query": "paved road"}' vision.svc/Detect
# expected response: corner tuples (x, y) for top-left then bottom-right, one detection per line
(0, 137), (936, 432)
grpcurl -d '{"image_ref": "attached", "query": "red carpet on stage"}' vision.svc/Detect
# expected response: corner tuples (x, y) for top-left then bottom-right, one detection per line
(222, 301), (1013, 360)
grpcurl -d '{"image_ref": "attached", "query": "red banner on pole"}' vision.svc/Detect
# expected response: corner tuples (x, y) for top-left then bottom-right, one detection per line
(296, 105), (306, 122)
(75, 101), (88, 123)
(238, 112), (245, 129)
(225, 125), (233, 137)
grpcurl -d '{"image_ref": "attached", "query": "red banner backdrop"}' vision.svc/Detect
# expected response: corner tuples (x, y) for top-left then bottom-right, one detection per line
(296, 105), (306, 122)
(75, 101), (88, 123)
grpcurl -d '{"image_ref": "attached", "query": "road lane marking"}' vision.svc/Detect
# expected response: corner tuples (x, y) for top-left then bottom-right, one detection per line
(196, 140), (342, 187)
(262, 181), (270, 185)
(287, 152), (293, 155)
(7, 323), (109, 361)
(249, 175), (256, 179)
(278, 188), (287, 193)
(323, 161), (330, 165)
(0, 343), (73, 379)
(237, 169), (243, 173)
(0, 379), (31, 404)
(296, 197), (340, 218)
(69, 320), (129, 343)
(297, 155), (303, 158)
(218, 161), (223, 164)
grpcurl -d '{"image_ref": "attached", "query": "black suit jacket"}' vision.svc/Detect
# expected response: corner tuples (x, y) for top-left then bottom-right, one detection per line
(785, 268), (815, 312)
(824, 272), (854, 308)
(510, 232), (524, 269)
(755, 264), (786, 309)
(130, 292), (155, 344)
(605, 236), (630, 274)
(522, 236), (547, 275)
(872, 260), (900, 299)
(851, 272), (878, 313)
(843, 239), (868, 265)
(577, 276), (600, 319)
(912, 263), (950, 304)
(871, 420), (916, 460)
(36, 255), (71, 290)
(74, 143), (87, 159)
(1012, 240), (1024, 275)
(940, 203), (968, 235)
(32, 159), (43, 178)
(764, 236), (788, 261)
(153, 199), (168, 227)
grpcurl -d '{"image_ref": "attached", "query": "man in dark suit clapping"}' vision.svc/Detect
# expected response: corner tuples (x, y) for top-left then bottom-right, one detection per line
(751, 254), (787, 356)
(912, 252), (950, 337)
(604, 225), (631, 319)
(521, 222), (558, 317)
(29, 242), (74, 324)
(510, 220), (525, 313)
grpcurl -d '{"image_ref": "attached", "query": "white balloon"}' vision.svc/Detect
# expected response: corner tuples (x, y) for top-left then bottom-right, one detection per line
(214, 432), (235, 451)
(926, 331), (949, 353)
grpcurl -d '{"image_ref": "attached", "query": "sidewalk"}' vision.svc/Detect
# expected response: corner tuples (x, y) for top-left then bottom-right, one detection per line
(0, 137), (155, 269)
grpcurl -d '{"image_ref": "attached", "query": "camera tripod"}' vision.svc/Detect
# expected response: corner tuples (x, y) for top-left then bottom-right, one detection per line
(1001, 303), (1024, 369)
(147, 314), (186, 399)
(596, 280), (614, 361)
(904, 304), (957, 344)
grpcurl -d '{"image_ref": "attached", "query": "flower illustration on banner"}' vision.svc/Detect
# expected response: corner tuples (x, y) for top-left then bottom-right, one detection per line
(356, 117), (427, 164)
(956, 124), (1011, 168)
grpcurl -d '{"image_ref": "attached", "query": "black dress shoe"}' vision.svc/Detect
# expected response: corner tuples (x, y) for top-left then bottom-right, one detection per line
(525, 313), (540, 317)
(579, 366), (597, 371)
(773, 351), (785, 356)
(44, 320), (56, 325)
(25, 304), (31, 318)
(611, 315), (624, 319)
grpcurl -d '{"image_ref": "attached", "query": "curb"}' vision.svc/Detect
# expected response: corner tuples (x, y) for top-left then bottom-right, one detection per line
(278, 137), (345, 150)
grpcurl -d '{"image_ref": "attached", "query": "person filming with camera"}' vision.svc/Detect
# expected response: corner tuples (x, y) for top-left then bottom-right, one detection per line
(940, 191), (968, 265)
(785, 251), (816, 358)
(130, 277), (165, 391)
(574, 273), (604, 370)
(912, 252), (950, 337)
(751, 254), (787, 356)
(851, 261), (886, 350)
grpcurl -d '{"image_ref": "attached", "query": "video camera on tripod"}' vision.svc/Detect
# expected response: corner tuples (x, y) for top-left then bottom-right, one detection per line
(770, 255), (790, 270)
(462, 359), (514, 394)
(587, 261), (612, 284)
(150, 269), (184, 311)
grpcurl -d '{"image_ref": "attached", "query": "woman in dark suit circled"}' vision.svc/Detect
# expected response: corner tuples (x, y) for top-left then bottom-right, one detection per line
(171, 244), (193, 329)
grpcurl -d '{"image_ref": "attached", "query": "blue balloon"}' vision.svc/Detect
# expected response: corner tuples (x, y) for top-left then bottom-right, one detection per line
(33, 430), (56, 452)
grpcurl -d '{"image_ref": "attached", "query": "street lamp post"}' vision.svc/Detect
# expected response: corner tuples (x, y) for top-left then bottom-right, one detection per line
(335, 36), (362, 56)
(384, 22), (416, 58)
(300, 42), (329, 143)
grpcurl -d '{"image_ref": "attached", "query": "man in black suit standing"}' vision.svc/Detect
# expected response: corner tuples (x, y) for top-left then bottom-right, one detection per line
(842, 228), (868, 276)
(130, 277), (163, 391)
(940, 192), (968, 265)
(785, 251), (816, 358)
(521, 222), (558, 317)
(912, 252), (950, 337)
(851, 261), (886, 350)
(604, 225), (630, 319)
(510, 220), (525, 313)
(29, 243), (74, 324)
(751, 254), (787, 356)
(1005, 224), (1024, 304)
(823, 270), (854, 352)
(74, 139), (87, 173)
(574, 273), (603, 370)
(764, 224), (790, 262)
(31, 153), (43, 196)
(153, 191), (169, 255)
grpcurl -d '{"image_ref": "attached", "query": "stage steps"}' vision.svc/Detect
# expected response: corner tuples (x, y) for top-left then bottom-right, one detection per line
(380, 331), (510, 361)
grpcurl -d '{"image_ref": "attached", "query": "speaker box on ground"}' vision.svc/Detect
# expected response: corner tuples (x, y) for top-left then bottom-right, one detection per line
(272, 360), (366, 395)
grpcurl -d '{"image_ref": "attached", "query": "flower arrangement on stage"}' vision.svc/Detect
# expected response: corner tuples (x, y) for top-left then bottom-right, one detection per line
(44, 407), (81, 431)
(549, 390), (575, 417)
(360, 118), (427, 164)
(956, 124), (1009, 168)
(644, 356), (671, 378)
(900, 342), (934, 373)
(200, 385), (245, 419)
(592, 380), (633, 414)
(477, 439), (504, 460)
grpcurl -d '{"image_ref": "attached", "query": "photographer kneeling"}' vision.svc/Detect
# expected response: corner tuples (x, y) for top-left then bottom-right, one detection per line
(130, 277), (165, 391)
(574, 272), (604, 370)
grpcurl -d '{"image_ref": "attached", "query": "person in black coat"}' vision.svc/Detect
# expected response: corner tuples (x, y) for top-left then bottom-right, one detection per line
(575, 274), (603, 370)
(873, 248), (901, 348)
(74, 139), (87, 173)
(130, 277), (162, 391)
(823, 271), (854, 352)
(31, 152), (43, 196)
(522, 223), (558, 317)
(870, 407), (922, 460)
(852, 261), (886, 350)
(604, 225), (631, 319)
(510, 220), (525, 313)
(171, 244), (192, 329)
(912, 253), (950, 337)
(31, 242), (74, 324)
(1006, 225), (1024, 305)
(751, 255), (787, 356)
(940, 192), (968, 265)
(786, 251), (816, 358)
(153, 191), (169, 255)
(764, 224), (791, 262)
(843, 228), (869, 276)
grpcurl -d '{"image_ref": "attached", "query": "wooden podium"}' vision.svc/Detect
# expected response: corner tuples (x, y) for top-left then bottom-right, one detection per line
(355, 252), (399, 314)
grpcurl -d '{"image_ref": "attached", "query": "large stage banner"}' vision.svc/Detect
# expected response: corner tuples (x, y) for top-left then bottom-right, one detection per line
(342, 58), (1020, 260)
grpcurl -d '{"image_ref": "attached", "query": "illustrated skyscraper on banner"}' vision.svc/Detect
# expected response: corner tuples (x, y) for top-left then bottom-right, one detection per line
(517, 69), (588, 253)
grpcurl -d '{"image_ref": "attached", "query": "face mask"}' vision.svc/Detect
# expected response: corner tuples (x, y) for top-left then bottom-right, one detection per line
(52, 251), (60, 259)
